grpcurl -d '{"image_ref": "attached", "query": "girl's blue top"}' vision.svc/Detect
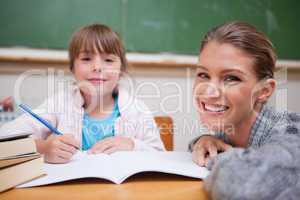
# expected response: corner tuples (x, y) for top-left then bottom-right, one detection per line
(81, 97), (120, 151)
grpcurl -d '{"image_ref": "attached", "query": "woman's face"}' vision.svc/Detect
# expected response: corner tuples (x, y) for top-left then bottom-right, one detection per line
(193, 41), (262, 133)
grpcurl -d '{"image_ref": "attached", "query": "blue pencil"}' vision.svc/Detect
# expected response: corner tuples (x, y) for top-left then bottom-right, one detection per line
(19, 103), (63, 135)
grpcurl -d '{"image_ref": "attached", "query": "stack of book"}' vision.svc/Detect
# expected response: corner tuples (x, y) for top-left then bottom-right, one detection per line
(0, 133), (45, 192)
(0, 110), (20, 127)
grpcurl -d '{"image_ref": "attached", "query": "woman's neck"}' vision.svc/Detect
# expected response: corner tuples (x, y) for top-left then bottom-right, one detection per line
(82, 92), (115, 119)
(227, 105), (263, 148)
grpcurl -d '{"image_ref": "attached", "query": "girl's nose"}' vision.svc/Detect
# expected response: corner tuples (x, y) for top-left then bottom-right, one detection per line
(92, 59), (103, 72)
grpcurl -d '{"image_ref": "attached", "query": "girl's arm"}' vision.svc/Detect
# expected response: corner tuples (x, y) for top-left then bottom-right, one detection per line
(131, 116), (165, 151)
(115, 99), (165, 151)
(89, 115), (165, 153)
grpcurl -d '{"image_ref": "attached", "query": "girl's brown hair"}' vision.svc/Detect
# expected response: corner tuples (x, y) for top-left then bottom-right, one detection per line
(68, 24), (128, 72)
(200, 21), (277, 80)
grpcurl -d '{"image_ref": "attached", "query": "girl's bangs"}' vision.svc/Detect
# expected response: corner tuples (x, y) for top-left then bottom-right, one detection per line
(79, 31), (121, 56)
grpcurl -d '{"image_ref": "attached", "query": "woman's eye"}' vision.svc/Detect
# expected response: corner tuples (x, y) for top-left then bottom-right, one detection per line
(197, 73), (209, 80)
(224, 75), (241, 82)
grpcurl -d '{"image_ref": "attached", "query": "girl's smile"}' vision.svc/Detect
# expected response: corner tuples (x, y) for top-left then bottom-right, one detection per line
(87, 78), (107, 85)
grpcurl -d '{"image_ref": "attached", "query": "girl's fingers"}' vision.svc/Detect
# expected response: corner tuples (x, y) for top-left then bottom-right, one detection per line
(56, 149), (73, 160)
(89, 140), (115, 154)
(60, 134), (80, 149)
(55, 155), (71, 164)
(46, 152), (71, 164)
(102, 146), (118, 154)
(58, 141), (77, 154)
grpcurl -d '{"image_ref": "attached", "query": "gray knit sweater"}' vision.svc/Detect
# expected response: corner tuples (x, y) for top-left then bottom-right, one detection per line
(193, 106), (300, 200)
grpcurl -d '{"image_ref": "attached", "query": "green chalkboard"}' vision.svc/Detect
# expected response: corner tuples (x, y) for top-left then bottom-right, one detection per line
(0, 0), (299, 59)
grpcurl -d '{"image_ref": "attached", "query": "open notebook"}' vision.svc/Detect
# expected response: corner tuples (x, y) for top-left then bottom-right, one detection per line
(19, 151), (209, 187)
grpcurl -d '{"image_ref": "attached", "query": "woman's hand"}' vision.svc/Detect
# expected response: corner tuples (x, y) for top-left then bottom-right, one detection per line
(88, 136), (134, 154)
(192, 135), (232, 167)
(35, 134), (80, 164)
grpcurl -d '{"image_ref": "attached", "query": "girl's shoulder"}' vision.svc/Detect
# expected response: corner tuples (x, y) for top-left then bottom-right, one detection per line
(117, 86), (153, 117)
(38, 82), (81, 112)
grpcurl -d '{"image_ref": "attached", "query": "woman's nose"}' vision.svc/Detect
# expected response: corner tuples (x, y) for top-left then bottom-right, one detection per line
(205, 83), (221, 98)
(194, 82), (222, 99)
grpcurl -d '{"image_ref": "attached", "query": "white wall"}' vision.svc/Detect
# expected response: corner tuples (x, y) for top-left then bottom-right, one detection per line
(130, 66), (200, 150)
(1, 63), (300, 150)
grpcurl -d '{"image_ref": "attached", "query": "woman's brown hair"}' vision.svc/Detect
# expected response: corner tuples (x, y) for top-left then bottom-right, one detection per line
(68, 24), (128, 72)
(200, 21), (277, 80)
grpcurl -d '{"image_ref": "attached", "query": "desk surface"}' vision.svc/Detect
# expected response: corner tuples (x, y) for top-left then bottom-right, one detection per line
(0, 173), (209, 200)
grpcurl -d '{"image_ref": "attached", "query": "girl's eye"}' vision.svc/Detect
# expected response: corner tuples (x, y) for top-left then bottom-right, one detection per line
(105, 58), (114, 63)
(80, 57), (91, 61)
(224, 75), (241, 82)
(197, 72), (209, 80)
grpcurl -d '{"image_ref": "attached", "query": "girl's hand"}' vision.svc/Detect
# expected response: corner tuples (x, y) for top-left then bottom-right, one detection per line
(88, 136), (134, 154)
(192, 135), (232, 167)
(35, 134), (80, 164)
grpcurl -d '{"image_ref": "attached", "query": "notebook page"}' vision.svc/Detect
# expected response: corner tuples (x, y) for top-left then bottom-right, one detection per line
(18, 151), (118, 187)
(110, 151), (210, 183)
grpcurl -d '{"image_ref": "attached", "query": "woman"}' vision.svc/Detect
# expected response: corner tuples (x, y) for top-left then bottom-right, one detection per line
(191, 21), (300, 199)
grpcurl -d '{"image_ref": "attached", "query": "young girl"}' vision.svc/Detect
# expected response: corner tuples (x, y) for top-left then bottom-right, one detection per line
(0, 24), (165, 163)
(190, 22), (300, 199)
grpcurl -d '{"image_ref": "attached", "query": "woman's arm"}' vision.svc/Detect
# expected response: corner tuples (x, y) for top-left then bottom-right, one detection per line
(204, 133), (300, 200)
(189, 131), (229, 152)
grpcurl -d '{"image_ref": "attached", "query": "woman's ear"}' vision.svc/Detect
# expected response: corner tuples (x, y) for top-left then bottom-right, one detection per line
(256, 78), (276, 103)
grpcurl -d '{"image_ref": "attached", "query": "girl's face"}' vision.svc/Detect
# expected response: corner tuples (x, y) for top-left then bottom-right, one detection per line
(194, 41), (263, 133)
(73, 50), (122, 97)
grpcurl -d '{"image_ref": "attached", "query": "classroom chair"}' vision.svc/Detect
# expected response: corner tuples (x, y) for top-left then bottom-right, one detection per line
(154, 116), (173, 151)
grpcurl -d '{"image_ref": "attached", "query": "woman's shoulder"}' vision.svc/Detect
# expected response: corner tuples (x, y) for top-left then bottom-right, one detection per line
(263, 105), (300, 123)
(263, 105), (300, 135)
